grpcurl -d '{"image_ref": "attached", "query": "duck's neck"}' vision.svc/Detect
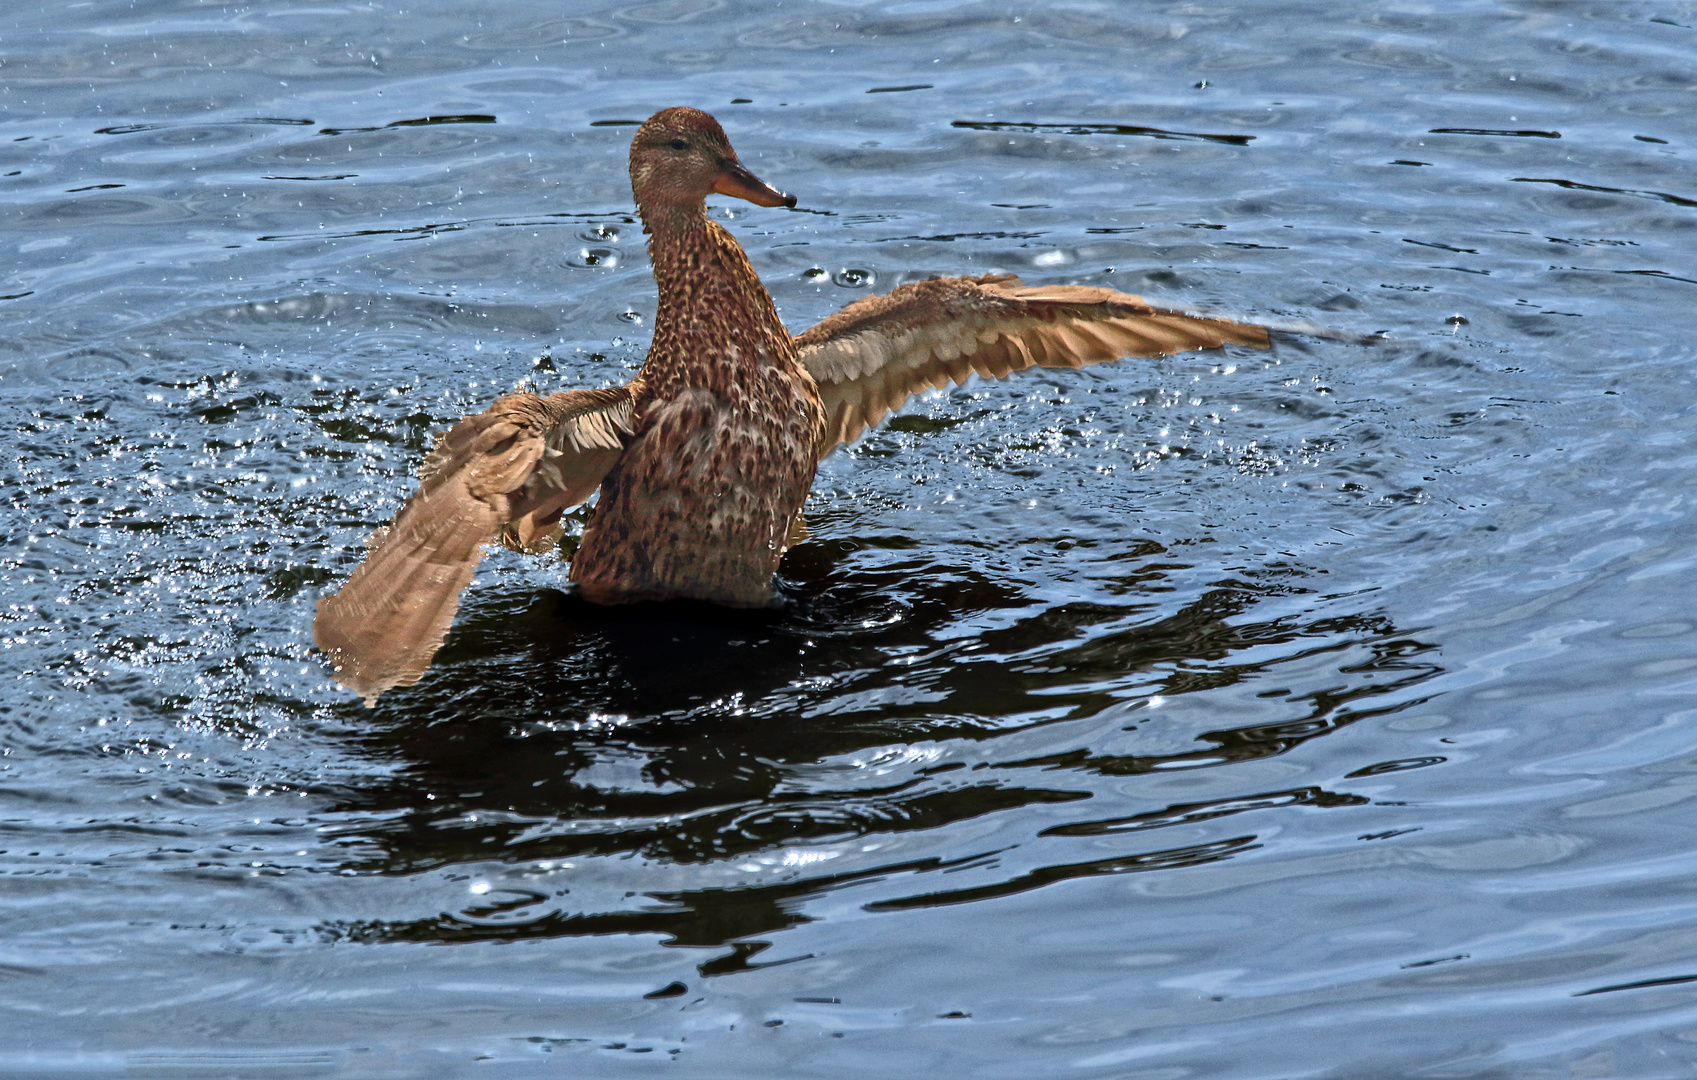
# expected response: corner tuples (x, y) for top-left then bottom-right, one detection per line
(640, 201), (793, 383)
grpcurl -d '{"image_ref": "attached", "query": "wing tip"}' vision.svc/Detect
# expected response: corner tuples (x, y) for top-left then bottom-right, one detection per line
(313, 588), (435, 707)
(314, 638), (428, 707)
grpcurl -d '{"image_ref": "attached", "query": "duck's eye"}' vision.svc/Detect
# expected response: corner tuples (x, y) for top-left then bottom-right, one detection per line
(669, 138), (689, 150)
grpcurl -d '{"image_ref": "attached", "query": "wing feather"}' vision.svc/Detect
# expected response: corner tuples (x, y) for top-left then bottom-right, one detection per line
(313, 385), (634, 705)
(797, 274), (1269, 457)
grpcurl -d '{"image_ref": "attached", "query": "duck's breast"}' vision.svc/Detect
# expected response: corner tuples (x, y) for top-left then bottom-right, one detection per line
(570, 349), (823, 606)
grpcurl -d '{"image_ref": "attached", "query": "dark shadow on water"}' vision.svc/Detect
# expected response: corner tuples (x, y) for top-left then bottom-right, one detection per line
(316, 536), (1443, 957)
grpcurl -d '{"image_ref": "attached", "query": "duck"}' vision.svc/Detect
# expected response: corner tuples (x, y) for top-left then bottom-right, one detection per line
(314, 106), (1270, 705)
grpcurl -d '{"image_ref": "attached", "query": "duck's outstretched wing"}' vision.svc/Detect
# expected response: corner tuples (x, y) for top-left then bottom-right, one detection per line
(314, 385), (635, 705)
(795, 274), (1270, 457)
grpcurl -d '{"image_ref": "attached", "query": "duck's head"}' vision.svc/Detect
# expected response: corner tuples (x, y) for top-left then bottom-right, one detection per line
(629, 107), (796, 217)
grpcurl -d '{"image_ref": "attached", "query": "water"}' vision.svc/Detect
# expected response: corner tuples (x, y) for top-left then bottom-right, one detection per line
(4, 1), (1697, 1075)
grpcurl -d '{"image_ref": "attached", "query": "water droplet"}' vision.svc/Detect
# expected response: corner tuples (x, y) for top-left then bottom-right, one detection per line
(617, 310), (643, 324)
(833, 267), (875, 288)
(568, 248), (619, 269)
(579, 224), (620, 243)
(803, 267), (827, 281)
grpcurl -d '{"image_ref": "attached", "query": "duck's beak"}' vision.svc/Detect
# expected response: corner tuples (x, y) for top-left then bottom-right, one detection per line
(713, 159), (796, 208)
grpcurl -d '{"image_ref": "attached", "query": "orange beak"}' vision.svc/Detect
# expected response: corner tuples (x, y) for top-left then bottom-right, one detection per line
(712, 159), (796, 208)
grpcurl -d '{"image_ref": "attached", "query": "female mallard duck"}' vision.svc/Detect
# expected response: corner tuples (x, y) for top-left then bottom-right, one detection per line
(314, 106), (1270, 703)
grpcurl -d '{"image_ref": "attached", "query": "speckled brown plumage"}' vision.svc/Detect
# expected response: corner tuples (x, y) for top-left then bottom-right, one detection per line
(312, 106), (1272, 704)
(797, 274), (1270, 453)
(570, 130), (824, 605)
(314, 384), (635, 702)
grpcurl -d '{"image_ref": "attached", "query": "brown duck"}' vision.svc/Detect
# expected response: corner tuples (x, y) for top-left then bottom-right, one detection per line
(314, 106), (1270, 704)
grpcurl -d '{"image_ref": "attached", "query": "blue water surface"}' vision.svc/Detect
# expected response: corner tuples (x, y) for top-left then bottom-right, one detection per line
(4, 1), (1697, 1076)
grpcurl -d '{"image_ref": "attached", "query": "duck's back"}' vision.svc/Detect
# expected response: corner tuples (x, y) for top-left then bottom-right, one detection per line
(570, 220), (823, 606)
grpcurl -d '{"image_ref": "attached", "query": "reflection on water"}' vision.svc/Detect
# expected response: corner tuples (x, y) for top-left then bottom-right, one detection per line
(320, 547), (1439, 955)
